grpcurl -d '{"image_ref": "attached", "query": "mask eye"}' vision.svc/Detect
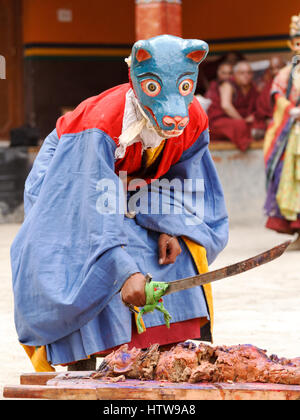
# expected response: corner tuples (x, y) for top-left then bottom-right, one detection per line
(179, 79), (194, 96)
(141, 79), (161, 97)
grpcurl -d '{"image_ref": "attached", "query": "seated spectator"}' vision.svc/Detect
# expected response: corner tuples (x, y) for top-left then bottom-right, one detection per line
(255, 56), (285, 127)
(201, 63), (233, 113)
(205, 62), (233, 100)
(255, 56), (286, 91)
(197, 51), (244, 94)
(203, 51), (245, 82)
(207, 61), (260, 151)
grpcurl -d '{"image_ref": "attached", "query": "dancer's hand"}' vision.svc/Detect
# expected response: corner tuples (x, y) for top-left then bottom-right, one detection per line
(158, 233), (182, 265)
(121, 273), (146, 307)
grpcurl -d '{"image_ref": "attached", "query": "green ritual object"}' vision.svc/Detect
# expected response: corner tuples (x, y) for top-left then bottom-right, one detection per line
(136, 278), (171, 334)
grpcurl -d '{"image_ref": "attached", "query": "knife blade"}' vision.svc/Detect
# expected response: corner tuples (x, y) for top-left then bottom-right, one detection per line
(164, 240), (291, 296)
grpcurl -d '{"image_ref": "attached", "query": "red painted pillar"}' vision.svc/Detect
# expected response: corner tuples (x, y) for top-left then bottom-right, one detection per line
(135, 0), (182, 41)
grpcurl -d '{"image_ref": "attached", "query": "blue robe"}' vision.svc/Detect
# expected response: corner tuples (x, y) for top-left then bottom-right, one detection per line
(11, 126), (228, 365)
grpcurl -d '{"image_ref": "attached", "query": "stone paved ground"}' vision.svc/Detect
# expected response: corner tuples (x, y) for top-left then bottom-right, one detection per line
(1, 223), (299, 399)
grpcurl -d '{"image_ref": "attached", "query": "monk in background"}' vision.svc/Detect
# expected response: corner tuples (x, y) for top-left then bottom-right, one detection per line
(207, 61), (260, 151)
(197, 51), (245, 94)
(205, 62), (233, 100)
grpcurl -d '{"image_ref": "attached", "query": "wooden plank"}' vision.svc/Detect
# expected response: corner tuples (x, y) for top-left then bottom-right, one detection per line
(209, 140), (263, 151)
(3, 385), (97, 400)
(4, 376), (300, 400)
(20, 372), (58, 385)
(47, 377), (300, 400)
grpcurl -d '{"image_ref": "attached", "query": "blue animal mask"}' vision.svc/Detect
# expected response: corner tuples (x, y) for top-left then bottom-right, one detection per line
(130, 35), (208, 137)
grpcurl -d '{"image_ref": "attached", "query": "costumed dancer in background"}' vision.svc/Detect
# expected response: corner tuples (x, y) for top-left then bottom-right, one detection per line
(10, 35), (228, 372)
(264, 13), (300, 249)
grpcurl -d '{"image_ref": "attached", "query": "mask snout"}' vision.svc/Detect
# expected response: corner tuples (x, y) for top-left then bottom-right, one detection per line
(162, 115), (189, 131)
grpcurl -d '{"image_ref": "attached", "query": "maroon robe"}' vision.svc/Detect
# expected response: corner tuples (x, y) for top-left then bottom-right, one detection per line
(255, 79), (273, 127)
(207, 80), (259, 151)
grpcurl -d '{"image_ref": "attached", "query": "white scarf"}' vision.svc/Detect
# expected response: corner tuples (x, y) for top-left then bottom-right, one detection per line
(115, 89), (166, 159)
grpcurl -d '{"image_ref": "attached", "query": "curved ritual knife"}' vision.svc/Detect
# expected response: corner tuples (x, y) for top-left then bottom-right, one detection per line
(124, 240), (292, 333)
(164, 240), (292, 296)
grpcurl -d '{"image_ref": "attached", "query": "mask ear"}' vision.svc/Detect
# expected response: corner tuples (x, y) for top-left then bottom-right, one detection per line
(132, 40), (152, 65)
(184, 40), (209, 64)
(135, 48), (152, 63)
